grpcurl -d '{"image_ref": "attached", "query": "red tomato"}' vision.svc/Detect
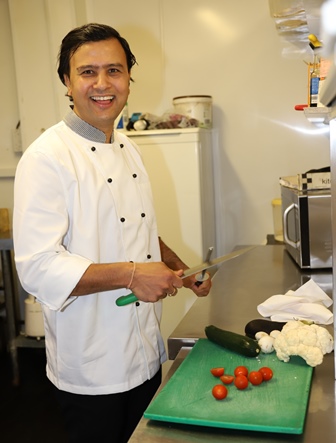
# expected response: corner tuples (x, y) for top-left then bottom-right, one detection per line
(210, 367), (225, 377)
(212, 384), (228, 400)
(234, 366), (248, 377)
(234, 374), (249, 390)
(259, 367), (273, 381)
(248, 370), (263, 386)
(220, 374), (234, 385)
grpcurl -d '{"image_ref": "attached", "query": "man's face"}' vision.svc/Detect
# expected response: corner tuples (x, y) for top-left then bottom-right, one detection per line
(64, 38), (131, 140)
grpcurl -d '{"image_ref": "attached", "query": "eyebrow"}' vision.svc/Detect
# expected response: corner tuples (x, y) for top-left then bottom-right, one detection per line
(76, 63), (124, 72)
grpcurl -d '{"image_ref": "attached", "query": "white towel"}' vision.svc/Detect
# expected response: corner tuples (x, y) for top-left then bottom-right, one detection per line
(257, 279), (333, 325)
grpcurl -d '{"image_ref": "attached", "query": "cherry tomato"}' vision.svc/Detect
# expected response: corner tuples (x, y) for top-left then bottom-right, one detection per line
(234, 374), (249, 390)
(220, 374), (234, 385)
(234, 366), (248, 377)
(210, 367), (225, 377)
(212, 384), (228, 400)
(248, 370), (263, 386)
(259, 367), (273, 381)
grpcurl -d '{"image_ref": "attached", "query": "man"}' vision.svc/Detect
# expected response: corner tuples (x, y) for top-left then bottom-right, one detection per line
(13, 23), (211, 443)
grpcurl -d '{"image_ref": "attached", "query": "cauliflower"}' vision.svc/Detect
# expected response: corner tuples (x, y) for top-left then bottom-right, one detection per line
(273, 320), (334, 367)
(258, 334), (275, 353)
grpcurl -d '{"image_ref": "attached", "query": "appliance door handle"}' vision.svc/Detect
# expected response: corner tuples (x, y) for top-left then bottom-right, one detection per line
(283, 203), (299, 248)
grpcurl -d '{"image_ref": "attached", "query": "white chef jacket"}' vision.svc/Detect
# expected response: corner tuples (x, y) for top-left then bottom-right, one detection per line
(13, 111), (167, 395)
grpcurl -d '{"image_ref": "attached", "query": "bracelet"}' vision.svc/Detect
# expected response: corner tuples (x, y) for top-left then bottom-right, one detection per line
(127, 261), (136, 289)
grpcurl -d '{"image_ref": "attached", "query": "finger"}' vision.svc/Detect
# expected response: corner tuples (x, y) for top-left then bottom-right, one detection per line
(166, 287), (178, 297)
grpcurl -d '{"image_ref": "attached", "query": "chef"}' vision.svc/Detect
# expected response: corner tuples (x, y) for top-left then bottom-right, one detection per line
(13, 23), (211, 443)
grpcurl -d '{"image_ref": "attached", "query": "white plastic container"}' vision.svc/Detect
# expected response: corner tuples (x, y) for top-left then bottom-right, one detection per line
(173, 95), (212, 128)
(24, 294), (45, 339)
(272, 198), (283, 242)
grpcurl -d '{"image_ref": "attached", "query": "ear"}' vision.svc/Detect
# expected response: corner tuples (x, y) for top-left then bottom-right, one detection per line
(64, 75), (72, 95)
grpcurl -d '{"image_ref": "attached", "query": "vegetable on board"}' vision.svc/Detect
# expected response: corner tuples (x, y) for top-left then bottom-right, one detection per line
(273, 320), (334, 367)
(205, 325), (261, 357)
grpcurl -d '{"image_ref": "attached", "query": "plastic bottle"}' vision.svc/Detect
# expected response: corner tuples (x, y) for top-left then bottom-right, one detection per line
(309, 53), (320, 107)
(116, 102), (129, 129)
(122, 102), (129, 127)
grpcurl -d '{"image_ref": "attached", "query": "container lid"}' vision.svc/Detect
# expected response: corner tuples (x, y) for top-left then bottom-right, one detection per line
(173, 95), (212, 100)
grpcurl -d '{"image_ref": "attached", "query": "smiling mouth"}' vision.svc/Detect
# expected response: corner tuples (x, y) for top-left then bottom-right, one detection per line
(91, 96), (115, 102)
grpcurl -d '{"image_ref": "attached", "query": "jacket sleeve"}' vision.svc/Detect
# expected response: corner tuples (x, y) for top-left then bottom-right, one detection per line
(13, 150), (92, 311)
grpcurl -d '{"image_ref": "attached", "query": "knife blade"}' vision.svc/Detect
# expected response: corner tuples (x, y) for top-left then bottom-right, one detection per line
(115, 245), (255, 306)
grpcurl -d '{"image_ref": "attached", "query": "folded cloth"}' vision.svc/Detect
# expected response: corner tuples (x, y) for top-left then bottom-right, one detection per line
(257, 279), (333, 325)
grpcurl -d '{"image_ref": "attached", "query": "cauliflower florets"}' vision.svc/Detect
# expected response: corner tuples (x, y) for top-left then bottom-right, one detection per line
(273, 320), (334, 367)
(313, 324), (334, 354)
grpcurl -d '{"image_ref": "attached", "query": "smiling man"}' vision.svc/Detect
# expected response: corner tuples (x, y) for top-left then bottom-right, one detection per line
(63, 37), (130, 142)
(13, 23), (211, 443)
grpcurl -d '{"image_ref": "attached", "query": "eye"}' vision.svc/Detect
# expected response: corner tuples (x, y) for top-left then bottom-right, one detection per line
(108, 68), (120, 74)
(81, 69), (95, 75)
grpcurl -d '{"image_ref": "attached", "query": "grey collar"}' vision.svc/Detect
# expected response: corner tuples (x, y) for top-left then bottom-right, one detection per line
(63, 109), (114, 143)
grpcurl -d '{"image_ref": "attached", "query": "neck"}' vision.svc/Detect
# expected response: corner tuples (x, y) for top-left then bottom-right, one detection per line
(105, 130), (114, 144)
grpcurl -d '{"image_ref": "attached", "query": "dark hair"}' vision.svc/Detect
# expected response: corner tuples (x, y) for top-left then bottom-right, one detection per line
(57, 23), (137, 85)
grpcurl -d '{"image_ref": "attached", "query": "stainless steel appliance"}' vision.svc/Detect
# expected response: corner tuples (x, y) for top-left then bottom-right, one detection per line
(281, 185), (332, 269)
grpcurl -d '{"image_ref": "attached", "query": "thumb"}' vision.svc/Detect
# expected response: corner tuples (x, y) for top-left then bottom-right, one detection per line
(174, 269), (185, 277)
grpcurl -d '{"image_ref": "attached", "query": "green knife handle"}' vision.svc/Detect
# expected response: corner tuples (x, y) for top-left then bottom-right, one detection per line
(116, 293), (138, 306)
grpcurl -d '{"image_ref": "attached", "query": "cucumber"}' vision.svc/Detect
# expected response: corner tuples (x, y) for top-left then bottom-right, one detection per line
(244, 319), (286, 339)
(205, 325), (261, 357)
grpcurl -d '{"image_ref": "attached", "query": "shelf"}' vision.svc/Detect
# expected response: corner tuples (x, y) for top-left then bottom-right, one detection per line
(15, 333), (45, 348)
(0, 168), (16, 178)
(303, 106), (331, 124)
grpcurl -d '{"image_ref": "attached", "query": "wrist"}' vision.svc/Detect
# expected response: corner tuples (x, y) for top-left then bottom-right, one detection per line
(127, 262), (136, 289)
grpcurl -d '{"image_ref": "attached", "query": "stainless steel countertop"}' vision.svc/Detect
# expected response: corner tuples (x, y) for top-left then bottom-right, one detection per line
(129, 245), (335, 442)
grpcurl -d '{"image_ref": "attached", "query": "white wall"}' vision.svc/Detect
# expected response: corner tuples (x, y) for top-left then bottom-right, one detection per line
(80, 0), (331, 252)
(0, 0), (330, 248)
(0, 0), (21, 224)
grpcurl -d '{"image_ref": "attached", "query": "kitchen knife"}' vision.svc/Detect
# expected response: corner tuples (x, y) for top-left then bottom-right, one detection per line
(115, 245), (255, 306)
(195, 246), (214, 286)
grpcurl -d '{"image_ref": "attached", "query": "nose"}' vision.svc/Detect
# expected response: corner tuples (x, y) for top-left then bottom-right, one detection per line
(94, 72), (110, 90)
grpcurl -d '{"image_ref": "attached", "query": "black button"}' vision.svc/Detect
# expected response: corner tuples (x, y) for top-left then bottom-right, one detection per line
(91, 147), (96, 151)
(133, 173), (137, 178)
(107, 178), (112, 183)
(147, 254), (151, 259)
(141, 213), (146, 218)
(135, 302), (140, 307)
(120, 217), (125, 223)
(120, 144), (124, 148)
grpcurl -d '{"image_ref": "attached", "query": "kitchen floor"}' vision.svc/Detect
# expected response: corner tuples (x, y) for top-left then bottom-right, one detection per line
(0, 343), (68, 443)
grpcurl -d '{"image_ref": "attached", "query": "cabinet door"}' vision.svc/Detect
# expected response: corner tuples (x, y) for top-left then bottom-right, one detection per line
(140, 138), (203, 349)
(130, 129), (215, 265)
(142, 141), (203, 263)
(128, 130), (216, 353)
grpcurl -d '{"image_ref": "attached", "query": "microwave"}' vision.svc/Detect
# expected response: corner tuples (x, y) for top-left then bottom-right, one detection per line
(281, 186), (332, 269)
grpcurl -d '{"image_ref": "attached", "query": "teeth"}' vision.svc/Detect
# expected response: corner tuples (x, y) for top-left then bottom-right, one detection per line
(92, 96), (114, 101)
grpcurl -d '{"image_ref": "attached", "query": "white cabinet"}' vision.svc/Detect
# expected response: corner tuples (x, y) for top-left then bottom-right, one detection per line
(127, 128), (216, 264)
(126, 128), (216, 369)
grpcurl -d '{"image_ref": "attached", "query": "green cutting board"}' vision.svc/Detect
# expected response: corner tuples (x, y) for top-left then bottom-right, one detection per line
(145, 339), (313, 434)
